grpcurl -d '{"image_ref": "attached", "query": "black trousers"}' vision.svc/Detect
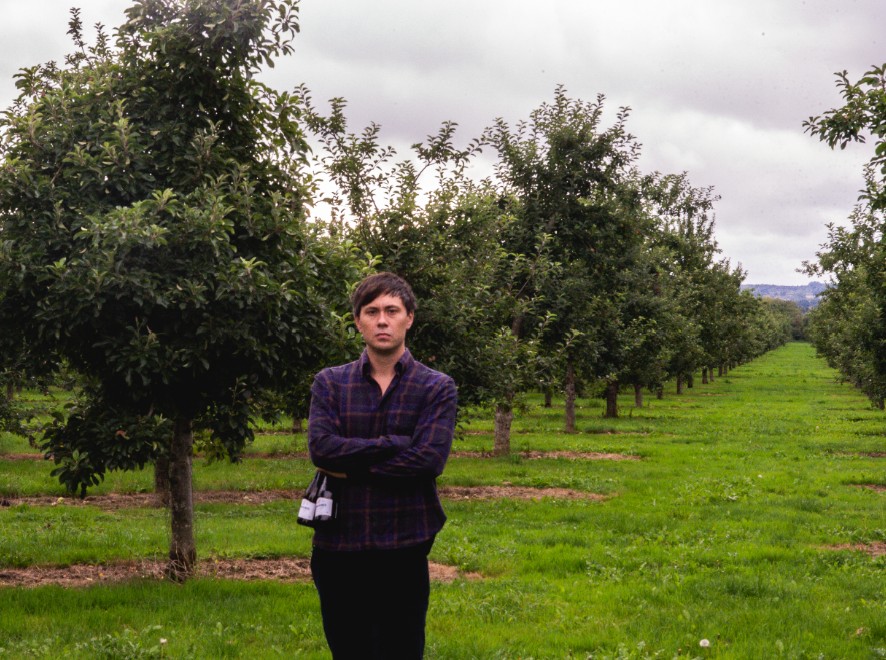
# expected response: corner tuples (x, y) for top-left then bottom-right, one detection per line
(310, 539), (434, 660)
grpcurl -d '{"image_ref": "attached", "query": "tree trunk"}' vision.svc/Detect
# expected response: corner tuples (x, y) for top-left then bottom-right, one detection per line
(292, 417), (304, 434)
(634, 383), (643, 408)
(687, 374), (694, 389)
(708, 366), (715, 382)
(656, 385), (664, 400)
(5, 381), (14, 401)
(718, 365), (724, 377)
(166, 417), (196, 582)
(604, 380), (619, 419)
(676, 375), (684, 395)
(154, 454), (171, 508)
(564, 361), (576, 433)
(493, 403), (513, 456)
(702, 367), (709, 385)
(510, 314), (524, 338)
(543, 388), (553, 408)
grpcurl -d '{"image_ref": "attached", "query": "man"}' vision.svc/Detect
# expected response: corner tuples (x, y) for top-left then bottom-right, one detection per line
(307, 272), (457, 659)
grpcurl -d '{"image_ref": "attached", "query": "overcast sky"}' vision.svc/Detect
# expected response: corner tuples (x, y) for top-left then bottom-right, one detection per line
(2, 0), (884, 284)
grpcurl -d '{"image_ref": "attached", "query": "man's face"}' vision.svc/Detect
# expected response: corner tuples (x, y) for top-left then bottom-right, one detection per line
(354, 293), (414, 357)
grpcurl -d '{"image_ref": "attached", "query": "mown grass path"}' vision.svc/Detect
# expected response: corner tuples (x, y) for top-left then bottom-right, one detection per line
(0, 342), (883, 658)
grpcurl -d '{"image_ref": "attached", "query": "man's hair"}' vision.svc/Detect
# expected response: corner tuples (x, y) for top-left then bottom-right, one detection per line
(351, 272), (417, 317)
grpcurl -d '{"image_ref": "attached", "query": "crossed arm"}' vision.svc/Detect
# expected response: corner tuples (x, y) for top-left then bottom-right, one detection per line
(307, 374), (457, 479)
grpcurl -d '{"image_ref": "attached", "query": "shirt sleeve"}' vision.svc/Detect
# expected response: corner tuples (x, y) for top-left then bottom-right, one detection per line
(307, 372), (411, 473)
(367, 375), (457, 479)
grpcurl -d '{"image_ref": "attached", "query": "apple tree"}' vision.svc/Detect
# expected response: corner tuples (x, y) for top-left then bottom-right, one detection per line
(0, 0), (348, 580)
(804, 64), (886, 408)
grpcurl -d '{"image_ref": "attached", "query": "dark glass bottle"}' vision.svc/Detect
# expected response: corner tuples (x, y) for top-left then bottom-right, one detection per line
(297, 471), (321, 526)
(313, 474), (337, 523)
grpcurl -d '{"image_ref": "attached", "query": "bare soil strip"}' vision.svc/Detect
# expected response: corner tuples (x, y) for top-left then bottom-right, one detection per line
(0, 491), (302, 509)
(0, 558), (480, 589)
(0, 452), (315, 461)
(5, 541), (878, 589)
(1, 540), (878, 589)
(451, 450), (640, 461)
(461, 429), (648, 436)
(3, 449), (639, 461)
(823, 542), (886, 558)
(1, 485), (605, 509)
(439, 485), (606, 501)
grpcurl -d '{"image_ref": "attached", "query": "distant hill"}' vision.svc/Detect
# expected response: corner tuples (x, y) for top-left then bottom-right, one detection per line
(741, 282), (827, 311)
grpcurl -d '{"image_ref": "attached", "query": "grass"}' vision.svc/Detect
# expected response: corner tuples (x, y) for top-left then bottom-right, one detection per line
(1, 342), (884, 658)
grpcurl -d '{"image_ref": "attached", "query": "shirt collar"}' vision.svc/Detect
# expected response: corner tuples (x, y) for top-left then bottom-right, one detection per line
(359, 348), (414, 379)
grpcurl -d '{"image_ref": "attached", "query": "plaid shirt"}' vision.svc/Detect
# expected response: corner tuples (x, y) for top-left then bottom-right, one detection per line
(307, 349), (457, 551)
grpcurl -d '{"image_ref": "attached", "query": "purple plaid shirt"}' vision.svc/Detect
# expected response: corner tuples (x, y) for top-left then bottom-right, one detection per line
(307, 349), (457, 551)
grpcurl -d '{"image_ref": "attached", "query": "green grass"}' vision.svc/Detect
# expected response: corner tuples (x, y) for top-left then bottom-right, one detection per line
(1, 343), (884, 658)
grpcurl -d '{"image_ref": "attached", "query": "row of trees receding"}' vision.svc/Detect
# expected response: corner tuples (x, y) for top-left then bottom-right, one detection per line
(299, 86), (798, 451)
(803, 64), (886, 410)
(0, 0), (799, 579)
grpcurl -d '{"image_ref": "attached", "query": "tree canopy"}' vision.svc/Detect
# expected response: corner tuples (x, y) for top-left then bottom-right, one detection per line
(0, 0), (353, 579)
(804, 63), (886, 409)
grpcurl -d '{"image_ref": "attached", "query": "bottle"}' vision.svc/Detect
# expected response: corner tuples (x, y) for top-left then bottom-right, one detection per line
(313, 474), (337, 523)
(297, 471), (321, 526)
